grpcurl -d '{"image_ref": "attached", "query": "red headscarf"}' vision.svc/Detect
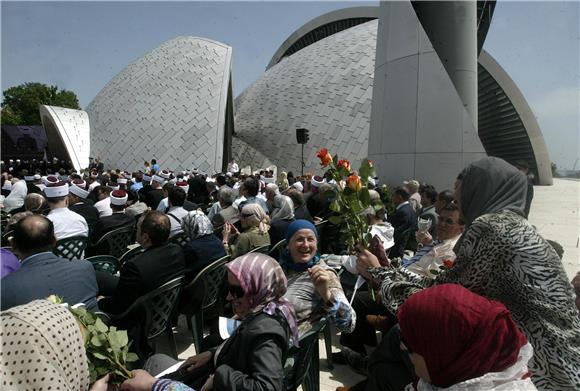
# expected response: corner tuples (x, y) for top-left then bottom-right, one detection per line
(397, 284), (528, 388)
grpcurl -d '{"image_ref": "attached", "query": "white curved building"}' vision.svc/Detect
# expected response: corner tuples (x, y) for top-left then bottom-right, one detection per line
(39, 105), (91, 173)
(233, 6), (552, 186)
(86, 36), (234, 173)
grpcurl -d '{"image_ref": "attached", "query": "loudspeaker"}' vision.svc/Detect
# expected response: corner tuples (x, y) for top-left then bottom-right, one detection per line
(296, 128), (309, 144)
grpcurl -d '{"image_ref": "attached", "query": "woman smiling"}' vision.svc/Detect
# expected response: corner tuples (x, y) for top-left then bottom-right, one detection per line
(280, 219), (356, 334)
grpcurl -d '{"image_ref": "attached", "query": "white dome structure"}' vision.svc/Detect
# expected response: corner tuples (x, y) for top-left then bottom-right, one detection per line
(87, 36), (234, 173)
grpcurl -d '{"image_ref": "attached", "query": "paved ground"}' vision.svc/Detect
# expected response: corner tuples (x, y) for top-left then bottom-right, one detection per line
(157, 178), (579, 390)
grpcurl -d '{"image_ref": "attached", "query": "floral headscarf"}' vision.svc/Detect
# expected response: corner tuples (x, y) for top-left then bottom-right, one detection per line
(226, 253), (299, 346)
(241, 203), (270, 233)
(0, 300), (90, 391)
(181, 209), (214, 239)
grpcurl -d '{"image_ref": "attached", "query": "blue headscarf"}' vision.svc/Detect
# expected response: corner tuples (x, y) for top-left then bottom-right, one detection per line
(279, 219), (321, 272)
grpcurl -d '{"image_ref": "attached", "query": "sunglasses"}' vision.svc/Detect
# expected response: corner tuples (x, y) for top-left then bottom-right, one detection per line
(226, 282), (245, 298)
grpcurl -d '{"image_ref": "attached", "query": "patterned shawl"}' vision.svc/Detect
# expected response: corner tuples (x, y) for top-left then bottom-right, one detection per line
(0, 300), (90, 391)
(181, 209), (214, 239)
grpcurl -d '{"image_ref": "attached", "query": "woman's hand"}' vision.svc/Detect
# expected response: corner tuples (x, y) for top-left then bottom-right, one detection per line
(356, 248), (381, 280)
(90, 374), (115, 391)
(416, 231), (433, 247)
(179, 351), (213, 372)
(201, 374), (214, 391)
(309, 265), (333, 302)
(119, 370), (156, 391)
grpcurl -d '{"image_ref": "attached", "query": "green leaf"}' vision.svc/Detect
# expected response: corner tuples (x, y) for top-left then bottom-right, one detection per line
(126, 352), (139, 362)
(94, 317), (108, 333)
(328, 215), (342, 225)
(429, 269), (440, 275)
(333, 154), (338, 166)
(329, 200), (341, 213)
(90, 335), (103, 347)
(359, 187), (371, 207)
(92, 352), (108, 360)
(359, 159), (375, 181)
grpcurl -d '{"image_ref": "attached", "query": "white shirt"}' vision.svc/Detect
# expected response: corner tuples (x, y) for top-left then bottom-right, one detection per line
(157, 197), (169, 212)
(94, 198), (112, 217)
(89, 181), (100, 191)
(47, 207), (89, 240)
(167, 206), (189, 237)
(406, 235), (461, 278)
(227, 162), (239, 173)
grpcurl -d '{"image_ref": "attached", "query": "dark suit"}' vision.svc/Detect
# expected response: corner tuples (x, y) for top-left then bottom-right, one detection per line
(144, 188), (165, 210)
(294, 205), (314, 222)
(98, 243), (185, 316)
(269, 218), (294, 247)
(91, 212), (135, 243)
(70, 201), (100, 234)
(1, 252), (98, 311)
(387, 202), (415, 258)
(183, 199), (199, 212)
(182, 234), (227, 281)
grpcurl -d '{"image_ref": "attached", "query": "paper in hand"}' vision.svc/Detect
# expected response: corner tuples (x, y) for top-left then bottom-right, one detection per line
(350, 275), (367, 305)
(219, 316), (241, 339)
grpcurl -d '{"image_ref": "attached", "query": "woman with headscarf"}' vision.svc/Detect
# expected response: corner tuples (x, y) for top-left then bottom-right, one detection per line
(222, 203), (270, 258)
(3, 178), (27, 212)
(280, 219), (356, 335)
(278, 171), (289, 192)
(398, 284), (536, 390)
(269, 195), (295, 245)
(181, 210), (227, 281)
(1, 299), (112, 391)
(122, 254), (298, 391)
(356, 157), (580, 390)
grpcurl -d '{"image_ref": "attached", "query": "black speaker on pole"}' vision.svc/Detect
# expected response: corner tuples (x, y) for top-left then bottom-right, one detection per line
(296, 128), (309, 144)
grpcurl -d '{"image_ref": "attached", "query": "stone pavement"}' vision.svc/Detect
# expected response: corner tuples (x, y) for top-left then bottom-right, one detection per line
(157, 178), (579, 390)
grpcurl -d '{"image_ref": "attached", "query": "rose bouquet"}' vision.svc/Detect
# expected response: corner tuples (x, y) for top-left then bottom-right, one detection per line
(47, 295), (138, 385)
(315, 148), (377, 252)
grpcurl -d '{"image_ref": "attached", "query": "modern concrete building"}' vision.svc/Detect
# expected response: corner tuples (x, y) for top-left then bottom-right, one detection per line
(39, 105), (91, 173)
(86, 36), (234, 173)
(233, 5), (552, 187)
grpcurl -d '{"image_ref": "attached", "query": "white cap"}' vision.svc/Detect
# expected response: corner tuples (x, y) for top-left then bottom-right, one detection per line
(291, 181), (304, 192)
(108, 183), (120, 191)
(175, 181), (189, 194)
(45, 182), (69, 198)
(311, 176), (325, 188)
(24, 175), (35, 181)
(110, 189), (128, 206)
(152, 175), (165, 184)
(159, 170), (171, 179)
(43, 175), (59, 186)
(70, 183), (89, 199)
(34, 174), (41, 180)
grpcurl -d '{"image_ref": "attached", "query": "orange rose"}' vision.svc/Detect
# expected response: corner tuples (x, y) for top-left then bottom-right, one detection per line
(442, 259), (455, 269)
(316, 148), (332, 167)
(338, 159), (351, 172)
(346, 174), (362, 192)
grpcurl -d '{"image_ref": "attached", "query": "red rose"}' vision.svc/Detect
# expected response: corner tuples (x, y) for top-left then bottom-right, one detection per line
(337, 159), (351, 172)
(346, 174), (362, 192)
(442, 259), (454, 269)
(316, 148), (333, 167)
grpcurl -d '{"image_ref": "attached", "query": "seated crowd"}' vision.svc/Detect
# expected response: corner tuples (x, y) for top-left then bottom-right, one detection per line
(1, 156), (579, 391)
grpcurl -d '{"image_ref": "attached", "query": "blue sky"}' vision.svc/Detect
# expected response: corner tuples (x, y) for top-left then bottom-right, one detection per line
(2, 1), (578, 169)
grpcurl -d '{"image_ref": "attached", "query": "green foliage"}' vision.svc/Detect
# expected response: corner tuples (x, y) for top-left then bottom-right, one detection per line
(45, 295), (136, 386)
(1, 82), (81, 125)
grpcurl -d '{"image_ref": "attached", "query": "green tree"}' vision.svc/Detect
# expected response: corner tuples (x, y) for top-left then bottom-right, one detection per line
(551, 162), (558, 177)
(1, 82), (81, 125)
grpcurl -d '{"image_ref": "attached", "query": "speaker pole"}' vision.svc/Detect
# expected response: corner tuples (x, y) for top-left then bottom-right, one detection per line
(301, 143), (304, 177)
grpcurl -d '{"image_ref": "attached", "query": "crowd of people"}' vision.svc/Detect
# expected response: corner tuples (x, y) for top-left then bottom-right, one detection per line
(0, 155), (579, 391)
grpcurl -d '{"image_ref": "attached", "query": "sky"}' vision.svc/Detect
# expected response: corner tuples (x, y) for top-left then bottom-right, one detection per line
(1, 1), (579, 169)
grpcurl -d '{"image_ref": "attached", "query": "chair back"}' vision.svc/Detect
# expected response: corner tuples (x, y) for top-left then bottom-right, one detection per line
(248, 244), (271, 254)
(284, 318), (327, 391)
(53, 236), (89, 260)
(268, 239), (287, 260)
(86, 255), (121, 274)
(119, 245), (143, 265)
(1, 229), (14, 248)
(94, 225), (135, 258)
(182, 255), (230, 314)
(169, 232), (189, 247)
(112, 276), (184, 340)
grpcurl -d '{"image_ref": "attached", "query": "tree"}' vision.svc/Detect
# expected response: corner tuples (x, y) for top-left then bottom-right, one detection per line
(1, 82), (81, 125)
(551, 162), (558, 177)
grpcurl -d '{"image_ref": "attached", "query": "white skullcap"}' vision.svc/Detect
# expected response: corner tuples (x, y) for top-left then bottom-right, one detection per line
(69, 183), (89, 199)
(291, 181), (304, 192)
(110, 190), (128, 206)
(45, 182), (69, 198)
(151, 175), (165, 184)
